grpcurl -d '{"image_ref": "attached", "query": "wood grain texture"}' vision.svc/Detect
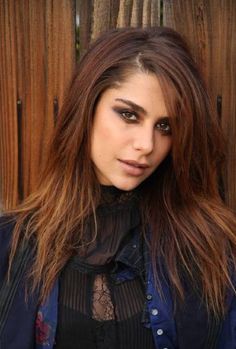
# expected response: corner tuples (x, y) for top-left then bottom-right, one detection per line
(143, 0), (152, 27)
(0, 0), (76, 209)
(163, 0), (236, 210)
(77, 0), (92, 55)
(82, 0), (160, 41)
(117, 0), (133, 27)
(151, 0), (160, 26)
(92, 0), (112, 39)
(0, 1), (19, 208)
(131, 0), (143, 27)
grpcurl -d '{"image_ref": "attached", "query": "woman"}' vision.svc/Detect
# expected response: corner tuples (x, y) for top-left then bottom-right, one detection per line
(0, 26), (236, 349)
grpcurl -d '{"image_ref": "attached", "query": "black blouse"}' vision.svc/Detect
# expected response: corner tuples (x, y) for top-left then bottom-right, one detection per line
(54, 186), (155, 349)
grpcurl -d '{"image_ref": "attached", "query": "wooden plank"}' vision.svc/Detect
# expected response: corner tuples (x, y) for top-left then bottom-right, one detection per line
(117, 0), (160, 28)
(131, 0), (143, 27)
(151, 0), (160, 26)
(77, 0), (93, 54)
(0, 0), (76, 209)
(0, 1), (19, 208)
(91, 0), (120, 39)
(163, 0), (236, 210)
(143, 0), (152, 27)
(220, 0), (236, 208)
(117, 0), (133, 27)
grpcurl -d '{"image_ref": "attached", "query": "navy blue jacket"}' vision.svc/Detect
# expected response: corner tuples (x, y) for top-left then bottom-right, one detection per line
(0, 217), (235, 349)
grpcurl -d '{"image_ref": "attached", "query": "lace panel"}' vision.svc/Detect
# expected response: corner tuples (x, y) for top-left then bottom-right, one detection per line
(92, 274), (115, 321)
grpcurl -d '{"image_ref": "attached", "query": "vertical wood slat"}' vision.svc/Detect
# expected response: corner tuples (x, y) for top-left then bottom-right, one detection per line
(82, 0), (161, 41)
(117, 0), (133, 28)
(151, 0), (160, 26)
(163, 0), (236, 211)
(0, 0), (76, 209)
(143, 0), (152, 27)
(92, 0), (119, 40)
(220, 1), (236, 209)
(0, 1), (19, 208)
(131, 0), (144, 27)
(77, 0), (93, 55)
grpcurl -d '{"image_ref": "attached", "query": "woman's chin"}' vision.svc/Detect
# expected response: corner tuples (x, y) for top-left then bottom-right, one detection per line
(109, 178), (143, 192)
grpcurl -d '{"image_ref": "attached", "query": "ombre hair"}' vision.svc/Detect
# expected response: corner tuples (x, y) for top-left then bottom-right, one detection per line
(7, 27), (236, 316)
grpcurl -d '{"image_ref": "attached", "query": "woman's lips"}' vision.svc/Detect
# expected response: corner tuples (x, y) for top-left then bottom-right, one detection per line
(118, 159), (149, 176)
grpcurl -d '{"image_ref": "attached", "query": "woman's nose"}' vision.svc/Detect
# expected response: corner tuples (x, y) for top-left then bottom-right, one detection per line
(132, 127), (154, 154)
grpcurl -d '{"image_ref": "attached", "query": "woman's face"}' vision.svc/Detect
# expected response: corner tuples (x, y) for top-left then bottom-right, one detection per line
(91, 71), (172, 191)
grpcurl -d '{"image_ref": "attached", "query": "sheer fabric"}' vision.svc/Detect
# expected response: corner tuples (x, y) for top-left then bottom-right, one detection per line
(54, 186), (155, 349)
(55, 265), (155, 348)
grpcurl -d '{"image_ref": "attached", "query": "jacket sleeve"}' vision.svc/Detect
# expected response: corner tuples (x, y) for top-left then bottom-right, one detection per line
(217, 278), (236, 348)
(0, 216), (39, 349)
(0, 216), (16, 287)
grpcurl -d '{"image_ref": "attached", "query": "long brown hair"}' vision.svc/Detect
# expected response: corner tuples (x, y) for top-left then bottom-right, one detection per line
(6, 27), (236, 316)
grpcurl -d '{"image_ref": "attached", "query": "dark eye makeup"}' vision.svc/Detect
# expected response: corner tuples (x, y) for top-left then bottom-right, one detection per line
(112, 107), (138, 122)
(112, 106), (171, 135)
(156, 119), (172, 135)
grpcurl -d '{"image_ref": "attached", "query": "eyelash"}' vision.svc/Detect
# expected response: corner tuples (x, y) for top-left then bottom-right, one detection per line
(119, 110), (138, 121)
(156, 121), (172, 134)
(115, 109), (172, 135)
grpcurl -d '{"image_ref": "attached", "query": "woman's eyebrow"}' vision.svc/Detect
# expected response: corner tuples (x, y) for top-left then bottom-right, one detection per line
(115, 98), (147, 115)
(114, 98), (170, 120)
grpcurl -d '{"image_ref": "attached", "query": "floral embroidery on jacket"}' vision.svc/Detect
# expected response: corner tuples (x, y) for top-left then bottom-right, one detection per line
(35, 311), (51, 345)
(35, 282), (59, 349)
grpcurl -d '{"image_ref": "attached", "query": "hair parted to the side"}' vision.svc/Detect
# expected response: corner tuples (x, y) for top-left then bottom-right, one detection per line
(6, 27), (236, 316)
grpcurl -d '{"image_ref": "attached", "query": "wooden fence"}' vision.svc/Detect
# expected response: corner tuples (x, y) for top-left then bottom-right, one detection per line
(0, 0), (236, 211)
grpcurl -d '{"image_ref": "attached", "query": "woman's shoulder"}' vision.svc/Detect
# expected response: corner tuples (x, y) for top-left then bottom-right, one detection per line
(0, 214), (16, 227)
(0, 215), (16, 244)
(0, 215), (17, 268)
(0, 215), (17, 285)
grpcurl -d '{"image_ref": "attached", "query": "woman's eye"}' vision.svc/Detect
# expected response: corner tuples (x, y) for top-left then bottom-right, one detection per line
(120, 111), (137, 121)
(156, 121), (171, 134)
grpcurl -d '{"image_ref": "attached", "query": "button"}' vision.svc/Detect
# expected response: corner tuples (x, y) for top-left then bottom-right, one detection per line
(146, 294), (152, 300)
(157, 329), (163, 335)
(132, 244), (137, 249)
(151, 308), (158, 316)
